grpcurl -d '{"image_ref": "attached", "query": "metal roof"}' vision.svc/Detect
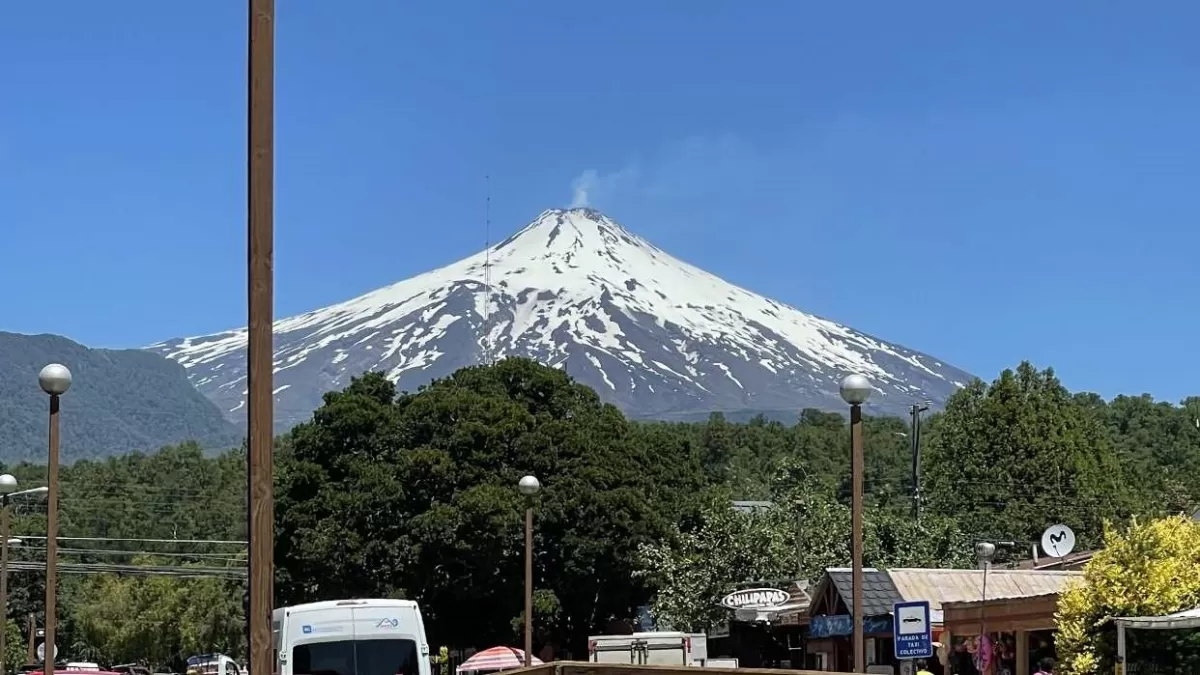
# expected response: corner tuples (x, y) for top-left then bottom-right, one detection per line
(808, 567), (1083, 621)
(1016, 549), (1097, 570)
(887, 568), (1082, 610)
(1116, 606), (1200, 631)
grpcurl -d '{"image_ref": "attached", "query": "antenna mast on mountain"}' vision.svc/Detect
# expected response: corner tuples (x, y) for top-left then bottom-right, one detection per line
(482, 174), (493, 365)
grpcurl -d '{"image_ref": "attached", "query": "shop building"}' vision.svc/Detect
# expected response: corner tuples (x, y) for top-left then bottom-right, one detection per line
(805, 569), (912, 672)
(709, 581), (811, 668)
(804, 568), (1081, 674)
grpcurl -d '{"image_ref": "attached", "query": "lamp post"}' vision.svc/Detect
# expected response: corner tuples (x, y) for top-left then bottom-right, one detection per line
(39, 363), (71, 675)
(974, 542), (997, 673)
(517, 475), (541, 667)
(839, 373), (872, 674)
(1, 474), (48, 675)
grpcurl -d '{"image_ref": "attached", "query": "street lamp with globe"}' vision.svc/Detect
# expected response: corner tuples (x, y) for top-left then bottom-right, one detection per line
(518, 475), (541, 498)
(39, 363), (71, 675)
(839, 373), (872, 674)
(518, 475), (541, 667)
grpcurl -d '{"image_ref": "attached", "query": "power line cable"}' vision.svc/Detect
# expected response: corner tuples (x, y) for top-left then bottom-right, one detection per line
(17, 545), (246, 562)
(4, 560), (246, 578)
(15, 535), (247, 545)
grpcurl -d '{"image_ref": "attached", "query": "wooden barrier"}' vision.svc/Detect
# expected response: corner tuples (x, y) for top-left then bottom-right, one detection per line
(501, 661), (851, 675)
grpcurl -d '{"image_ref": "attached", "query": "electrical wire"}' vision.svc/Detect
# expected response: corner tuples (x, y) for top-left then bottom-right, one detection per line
(15, 546), (246, 563)
(3, 560), (246, 578)
(14, 535), (247, 545)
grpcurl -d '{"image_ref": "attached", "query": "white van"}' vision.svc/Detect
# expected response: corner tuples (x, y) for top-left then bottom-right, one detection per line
(273, 599), (432, 675)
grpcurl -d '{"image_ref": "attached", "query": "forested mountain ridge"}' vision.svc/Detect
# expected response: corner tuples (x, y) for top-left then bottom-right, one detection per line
(1, 358), (1197, 667)
(0, 331), (242, 462)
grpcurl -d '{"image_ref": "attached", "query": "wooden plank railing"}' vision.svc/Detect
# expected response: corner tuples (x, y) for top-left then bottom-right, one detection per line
(502, 661), (852, 675)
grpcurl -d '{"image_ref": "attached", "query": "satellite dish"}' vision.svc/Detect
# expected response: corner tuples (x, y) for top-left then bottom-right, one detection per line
(36, 641), (58, 662)
(1040, 524), (1076, 558)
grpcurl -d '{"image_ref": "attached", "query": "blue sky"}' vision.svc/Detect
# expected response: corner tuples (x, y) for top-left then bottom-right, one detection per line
(2, 1), (1198, 402)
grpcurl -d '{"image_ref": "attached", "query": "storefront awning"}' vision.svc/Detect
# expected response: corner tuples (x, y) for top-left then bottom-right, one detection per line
(1115, 607), (1200, 631)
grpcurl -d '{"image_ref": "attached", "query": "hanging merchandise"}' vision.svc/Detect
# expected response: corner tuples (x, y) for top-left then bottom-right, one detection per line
(972, 634), (993, 674)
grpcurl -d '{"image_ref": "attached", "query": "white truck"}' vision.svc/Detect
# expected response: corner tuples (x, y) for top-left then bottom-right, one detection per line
(273, 599), (432, 675)
(185, 654), (243, 675)
(587, 632), (708, 666)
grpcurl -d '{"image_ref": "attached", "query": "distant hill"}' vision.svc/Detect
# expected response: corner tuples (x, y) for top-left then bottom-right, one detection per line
(0, 332), (242, 463)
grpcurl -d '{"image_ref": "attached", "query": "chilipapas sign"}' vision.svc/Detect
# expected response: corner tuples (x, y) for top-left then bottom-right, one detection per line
(720, 587), (790, 610)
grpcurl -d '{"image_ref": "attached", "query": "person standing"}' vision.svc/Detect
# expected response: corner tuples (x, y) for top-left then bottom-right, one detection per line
(915, 659), (934, 675)
(1034, 657), (1056, 675)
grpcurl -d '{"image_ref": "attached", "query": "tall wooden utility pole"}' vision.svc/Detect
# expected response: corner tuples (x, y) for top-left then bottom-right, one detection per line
(910, 403), (929, 523)
(247, 1), (275, 675)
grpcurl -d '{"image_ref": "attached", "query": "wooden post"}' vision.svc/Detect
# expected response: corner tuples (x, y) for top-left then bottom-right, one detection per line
(44, 395), (60, 675)
(246, 3), (275, 675)
(850, 403), (865, 673)
(1016, 630), (1029, 675)
(27, 613), (35, 664)
(1, 501), (9, 675)
(524, 506), (534, 666)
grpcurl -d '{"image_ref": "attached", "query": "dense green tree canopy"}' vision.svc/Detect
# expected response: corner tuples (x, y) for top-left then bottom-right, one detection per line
(0, 357), (1196, 670)
(637, 479), (973, 633)
(923, 363), (1136, 552)
(275, 359), (709, 653)
(71, 568), (243, 668)
(636, 494), (799, 633)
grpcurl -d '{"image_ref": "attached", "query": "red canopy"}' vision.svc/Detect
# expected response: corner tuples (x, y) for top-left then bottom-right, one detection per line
(456, 647), (542, 673)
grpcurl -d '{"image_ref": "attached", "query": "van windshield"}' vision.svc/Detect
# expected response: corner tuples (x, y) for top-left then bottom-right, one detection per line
(293, 639), (420, 675)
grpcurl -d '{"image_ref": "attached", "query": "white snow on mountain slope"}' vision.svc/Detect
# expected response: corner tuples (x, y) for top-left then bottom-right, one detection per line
(148, 208), (972, 429)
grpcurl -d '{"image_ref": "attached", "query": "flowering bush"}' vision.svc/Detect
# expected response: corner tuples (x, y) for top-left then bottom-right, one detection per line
(1056, 516), (1200, 674)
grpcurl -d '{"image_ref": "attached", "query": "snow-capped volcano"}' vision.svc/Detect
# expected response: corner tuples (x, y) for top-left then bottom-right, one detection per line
(148, 208), (972, 429)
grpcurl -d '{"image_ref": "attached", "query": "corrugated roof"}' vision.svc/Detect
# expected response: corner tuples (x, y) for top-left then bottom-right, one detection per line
(1015, 549), (1097, 570)
(887, 568), (1082, 610)
(1116, 606), (1200, 630)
